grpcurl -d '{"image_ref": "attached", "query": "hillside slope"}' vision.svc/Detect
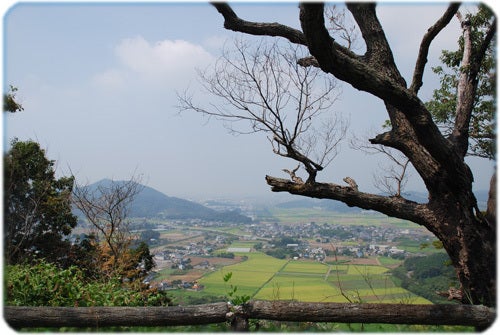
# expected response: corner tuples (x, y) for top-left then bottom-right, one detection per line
(75, 179), (252, 223)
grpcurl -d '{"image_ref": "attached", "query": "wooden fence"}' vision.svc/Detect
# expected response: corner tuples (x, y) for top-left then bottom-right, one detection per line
(4, 301), (495, 331)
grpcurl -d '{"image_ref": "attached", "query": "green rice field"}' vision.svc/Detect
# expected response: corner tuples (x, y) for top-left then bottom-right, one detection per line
(197, 248), (431, 305)
(198, 252), (287, 297)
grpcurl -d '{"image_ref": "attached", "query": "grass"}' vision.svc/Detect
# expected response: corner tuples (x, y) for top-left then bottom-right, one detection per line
(198, 252), (287, 297)
(346, 264), (390, 275)
(377, 256), (404, 266)
(255, 274), (344, 302)
(282, 260), (329, 274)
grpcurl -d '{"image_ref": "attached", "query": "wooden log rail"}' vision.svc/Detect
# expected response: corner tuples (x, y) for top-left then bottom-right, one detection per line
(4, 301), (495, 330)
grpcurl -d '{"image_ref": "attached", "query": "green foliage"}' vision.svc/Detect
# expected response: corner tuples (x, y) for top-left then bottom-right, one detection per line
(426, 4), (496, 159)
(3, 85), (24, 113)
(391, 253), (458, 304)
(265, 248), (290, 259)
(216, 252), (235, 259)
(222, 271), (251, 305)
(131, 241), (156, 272)
(5, 260), (171, 307)
(273, 236), (300, 247)
(4, 139), (78, 265)
(139, 229), (161, 244)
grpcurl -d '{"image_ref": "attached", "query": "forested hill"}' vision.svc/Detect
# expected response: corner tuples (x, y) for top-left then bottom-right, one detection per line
(75, 179), (252, 223)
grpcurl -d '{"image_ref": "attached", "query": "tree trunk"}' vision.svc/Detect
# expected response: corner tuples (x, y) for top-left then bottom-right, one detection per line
(211, 2), (496, 306)
(298, 3), (496, 307)
(266, 173), (495, 306)
(5, 304), (230, 329)
(246, 301), (494, 328)
(427, 187), (496, 307)
(5, 303), (495, 329)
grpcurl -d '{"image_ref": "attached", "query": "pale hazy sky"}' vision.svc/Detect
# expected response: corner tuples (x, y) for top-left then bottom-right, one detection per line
(2, 1), (496, 200)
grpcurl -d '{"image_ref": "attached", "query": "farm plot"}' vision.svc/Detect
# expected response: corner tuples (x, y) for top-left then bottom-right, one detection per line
(253, 261), (431, 304)
(254, 274), (345, 302)
(282, 260), (329, 274)
(198, 252), (287, 297)
(196, 251), (431, 305)
(326, 265), (431, 304)
(255, 261), (342, 302)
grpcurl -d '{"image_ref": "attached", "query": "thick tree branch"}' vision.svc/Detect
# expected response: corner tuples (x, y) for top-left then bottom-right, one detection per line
(265, 175), (434, 224)
(473, 17), (497, 69)
(211, 2), (474, 194)
(211, 3), (358, 68)
(410, 3), (461, 93)
(299, 4), (413, 107)
(211, 2), (307, 45)
(300, 4), (472, 192)
(452, 12), (475, 157)
(451, 13), (496, 158)
(346, 2), (402, 81)
(210, 1), (496, 307)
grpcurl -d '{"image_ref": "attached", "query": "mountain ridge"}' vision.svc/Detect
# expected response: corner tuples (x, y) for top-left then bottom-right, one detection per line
(75, 179), (252, 223)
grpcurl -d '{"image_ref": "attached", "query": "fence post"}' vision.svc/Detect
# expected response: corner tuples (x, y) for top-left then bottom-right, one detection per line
(227, 303), (250, 331)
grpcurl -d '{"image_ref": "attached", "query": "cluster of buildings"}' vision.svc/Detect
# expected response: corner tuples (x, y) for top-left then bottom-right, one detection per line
(241, 221), (432, 245)
(142, 212), (434, 291)
(158, 235), (229, 270)
(239, 220), (433, 261)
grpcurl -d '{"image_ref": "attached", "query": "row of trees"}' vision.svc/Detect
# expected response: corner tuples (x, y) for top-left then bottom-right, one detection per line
(180, 2), (496, 307)
(4, 89), (165, 306)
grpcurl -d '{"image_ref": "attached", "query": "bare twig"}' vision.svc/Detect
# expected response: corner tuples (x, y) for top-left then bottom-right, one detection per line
(178, 39), (347, 183)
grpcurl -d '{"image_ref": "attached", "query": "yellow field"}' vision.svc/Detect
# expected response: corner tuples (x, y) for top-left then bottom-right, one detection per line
(196, 249), (432, 305)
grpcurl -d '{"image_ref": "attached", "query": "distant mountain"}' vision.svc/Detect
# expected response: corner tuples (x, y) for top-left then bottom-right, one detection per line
(75, 179), (252, 223)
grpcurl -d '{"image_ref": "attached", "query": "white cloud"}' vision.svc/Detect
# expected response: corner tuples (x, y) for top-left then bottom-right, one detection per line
(115, 35), (214, 80)
(92, 68), (128, 91)
(91, 36), (215, 91)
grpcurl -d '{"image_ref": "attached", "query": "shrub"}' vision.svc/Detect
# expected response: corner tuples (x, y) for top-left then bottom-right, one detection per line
(5, 260), (170, 307)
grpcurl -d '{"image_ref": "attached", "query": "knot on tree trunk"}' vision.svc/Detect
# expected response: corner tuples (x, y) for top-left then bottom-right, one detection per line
(343, 176), (359, 191)
(436, 287), (463, 301)
(283, 165), (304, 184)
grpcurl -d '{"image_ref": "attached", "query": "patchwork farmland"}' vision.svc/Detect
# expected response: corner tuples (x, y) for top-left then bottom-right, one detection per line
(184, 248), (431, 304)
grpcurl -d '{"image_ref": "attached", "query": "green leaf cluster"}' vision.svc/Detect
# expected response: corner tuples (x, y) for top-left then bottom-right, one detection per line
(4, 139), (78, 265)
(5, 260), (171, 307)
(391, 253), (458, 304)
(222, 271), (251, 305)
(426, 4), (496, 159)
(3, 85), (24, 113)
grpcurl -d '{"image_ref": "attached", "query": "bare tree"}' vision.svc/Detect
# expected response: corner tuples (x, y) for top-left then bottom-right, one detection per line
(325, 5), (360, 51)
(350, 132), (411, 197)
(72, 176), (143, 275)
(179, 39), (347, 183)
(209, 3), (496, 307)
